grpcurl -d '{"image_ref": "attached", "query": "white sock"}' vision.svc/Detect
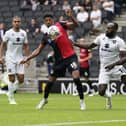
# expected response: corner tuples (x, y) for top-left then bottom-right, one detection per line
(13, 80), (19, 92)
(105, 89), (111, 98)
(80, 99), (84, 103)
(8, 81), (15, 95)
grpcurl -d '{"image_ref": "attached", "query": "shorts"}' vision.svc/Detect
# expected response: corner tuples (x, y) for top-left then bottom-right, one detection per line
(98, 65), (126, 85)
(6, 60), (24, 75)
(80, 67), (90, 78)
(51, 54), (79, 77)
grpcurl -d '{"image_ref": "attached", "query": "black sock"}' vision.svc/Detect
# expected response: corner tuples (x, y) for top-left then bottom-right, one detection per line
(73, 78), (84, 99)
(44, 81), (54, 99)
(87, 80), (93, 90)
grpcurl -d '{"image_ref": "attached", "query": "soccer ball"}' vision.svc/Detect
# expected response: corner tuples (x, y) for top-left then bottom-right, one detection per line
(48, 25), (60, 40)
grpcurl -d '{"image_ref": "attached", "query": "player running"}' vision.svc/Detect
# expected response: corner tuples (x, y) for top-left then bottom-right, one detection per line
(0, 16), (30, 104)
(73, 22), (126, 109)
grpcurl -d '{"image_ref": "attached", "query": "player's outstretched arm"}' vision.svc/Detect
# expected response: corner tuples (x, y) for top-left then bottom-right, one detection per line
(73, 42), (97, 49)
(105, 51), (126, 70)
(23, 43), (30, 66)
(20, 43), (45, 64)
(105, 57), (126, 70)
(23, 43), (30, 57)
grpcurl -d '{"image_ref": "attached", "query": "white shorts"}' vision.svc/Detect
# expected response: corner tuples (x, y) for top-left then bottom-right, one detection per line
(6, 60), (24, 75)
(98, 65), (126, 85)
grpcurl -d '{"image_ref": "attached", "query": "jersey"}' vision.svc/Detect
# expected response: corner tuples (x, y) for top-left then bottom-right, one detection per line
(80, 48), (90, 68)
(55, 22), (75, 59)
(3, 28), (28, 63)
(42, 22), (75, 63)
(93, 33), (126, 68)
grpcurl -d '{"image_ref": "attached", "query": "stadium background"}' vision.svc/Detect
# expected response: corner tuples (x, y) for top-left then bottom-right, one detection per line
(0, 0), (126, 94)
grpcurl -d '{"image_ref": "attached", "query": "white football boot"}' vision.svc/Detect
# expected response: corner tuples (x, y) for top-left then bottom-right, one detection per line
(80, 99), (86, 111)
(36, 99), (48, 110)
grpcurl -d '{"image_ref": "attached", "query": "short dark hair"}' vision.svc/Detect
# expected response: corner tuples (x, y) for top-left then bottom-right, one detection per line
(113, 22), (118, 31)
(43, 13), (53, 19)
(107, 22), (118, 31)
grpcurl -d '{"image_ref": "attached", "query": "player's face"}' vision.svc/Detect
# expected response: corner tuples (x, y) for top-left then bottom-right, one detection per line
(44, 17), (53, 27)
(12, 18), (21, 29)
(106, 24), (116, 38)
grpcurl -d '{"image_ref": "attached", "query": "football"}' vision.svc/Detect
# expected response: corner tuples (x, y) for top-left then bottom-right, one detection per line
(48, 25), (60, 40)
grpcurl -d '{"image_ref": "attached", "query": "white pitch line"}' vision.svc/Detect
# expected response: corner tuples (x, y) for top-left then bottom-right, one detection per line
(25, 120), (126, 126)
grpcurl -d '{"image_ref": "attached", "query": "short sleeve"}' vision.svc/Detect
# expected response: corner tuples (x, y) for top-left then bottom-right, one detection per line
(118, 39), (126, 51)
(2, 31), (9, 42)
(24, 31), (28, 44)
(93, 35), (101, 45)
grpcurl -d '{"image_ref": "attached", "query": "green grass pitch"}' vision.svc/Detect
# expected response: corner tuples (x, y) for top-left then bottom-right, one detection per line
(0, 93), (126, 126)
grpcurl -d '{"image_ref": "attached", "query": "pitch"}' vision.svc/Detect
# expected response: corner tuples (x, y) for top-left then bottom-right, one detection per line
(0, 93), (126, 126)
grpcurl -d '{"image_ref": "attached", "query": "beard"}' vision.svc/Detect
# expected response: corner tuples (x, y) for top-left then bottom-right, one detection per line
(106, 32), (116, 38)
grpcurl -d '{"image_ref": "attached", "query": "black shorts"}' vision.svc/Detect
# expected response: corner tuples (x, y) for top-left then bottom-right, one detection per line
(80, 67), (90, 78)
(51, 54), (79, 77)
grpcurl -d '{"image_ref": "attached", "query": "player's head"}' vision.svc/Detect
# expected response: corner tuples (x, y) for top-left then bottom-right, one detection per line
(12, 16), (21, 30)
(106, 22), (118, 38)
(43, 13), (54, 27)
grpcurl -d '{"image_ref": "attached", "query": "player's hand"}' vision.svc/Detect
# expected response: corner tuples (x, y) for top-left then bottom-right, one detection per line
(25, 61), (30, 68)
(105, 64), (115, 71)
(0, 58), (4, 64)
(20, 57), (29, 64)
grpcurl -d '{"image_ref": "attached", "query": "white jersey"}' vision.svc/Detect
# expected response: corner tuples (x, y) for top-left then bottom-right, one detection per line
(94, 33), (126, 67)
(3, 28), (28, 63)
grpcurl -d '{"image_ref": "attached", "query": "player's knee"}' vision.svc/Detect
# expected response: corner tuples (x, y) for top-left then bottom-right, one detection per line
(8, 75), (15, 83)
(99, 89), (105, 96)
(98, 85), (106, 96)
(9, 79), (15, 83)
(18, 79), (24, 84)
(72, 70), (80, 78)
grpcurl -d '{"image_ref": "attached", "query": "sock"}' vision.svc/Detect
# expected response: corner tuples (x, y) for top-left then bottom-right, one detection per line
(44, 81), (54, 99)
(13, 80), (19, 92)
(80, 99), (84, 103)
(87, 80), (93, 91)
(8, 81), (14, 95)
(2, 73), (18, 93)
(105, 89), (111, 98)
(73, 78), (84, 99)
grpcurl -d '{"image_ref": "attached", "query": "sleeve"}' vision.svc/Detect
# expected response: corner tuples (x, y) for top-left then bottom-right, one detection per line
(93, 35), (101, 45)
(24, 31), (28, 44)
(118, 39), (126, 51)
(2, 31), (9, 43)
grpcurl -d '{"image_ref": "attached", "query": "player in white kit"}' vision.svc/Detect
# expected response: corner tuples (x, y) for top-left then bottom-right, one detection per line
(0, 16), (30, 104)
(73, 22), (126, 109)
